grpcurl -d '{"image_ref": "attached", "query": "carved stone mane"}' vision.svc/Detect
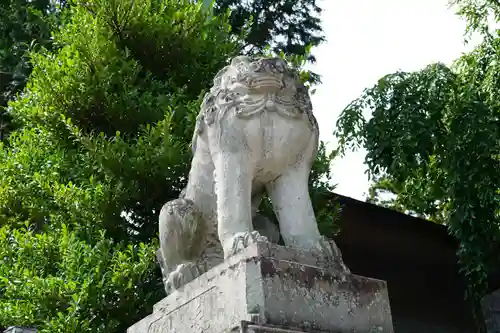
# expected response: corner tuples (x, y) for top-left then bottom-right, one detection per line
(192, 56), (318, 154)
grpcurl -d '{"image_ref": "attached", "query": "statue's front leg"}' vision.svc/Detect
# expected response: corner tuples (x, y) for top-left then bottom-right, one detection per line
(158, 198), (207, 293)
(213, 151), (267, 259)
(266, 139), (350, 274)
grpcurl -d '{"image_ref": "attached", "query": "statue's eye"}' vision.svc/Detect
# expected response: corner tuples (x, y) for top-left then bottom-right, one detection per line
(232, 85), (247, 95)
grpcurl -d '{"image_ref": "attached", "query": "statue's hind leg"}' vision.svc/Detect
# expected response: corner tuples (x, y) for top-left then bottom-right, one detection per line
(158, 198), (207, 293)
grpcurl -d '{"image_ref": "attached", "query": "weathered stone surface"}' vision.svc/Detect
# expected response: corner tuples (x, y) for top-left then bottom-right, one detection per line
(482, 289), (500, 333)
(127, 241), (393, 333)
(157, 55), (344, 294)
(234, 321), (328, 332)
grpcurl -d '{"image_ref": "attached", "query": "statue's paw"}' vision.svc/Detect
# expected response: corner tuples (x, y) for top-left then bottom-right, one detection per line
(164, 262), (204, 294)
(313, 235), (336, 257)
(314, 236), (351, 274)
(224, 230), (268, 259)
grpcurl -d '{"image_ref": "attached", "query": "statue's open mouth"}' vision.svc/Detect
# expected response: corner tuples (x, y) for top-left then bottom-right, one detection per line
(228, 72), (302, 119)
(253, 77), (282, 89)
(246, 75), (283, 90)
(236, 93), (299, 119)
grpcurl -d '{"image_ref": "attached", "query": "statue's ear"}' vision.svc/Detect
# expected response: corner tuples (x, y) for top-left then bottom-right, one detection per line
(213, 65), (232, 89)
(230, 55), (251, 66)
(201, 92), (214, 109)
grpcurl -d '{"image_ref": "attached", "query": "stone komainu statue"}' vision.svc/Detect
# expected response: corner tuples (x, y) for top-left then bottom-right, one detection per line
(158, 56), (348, 293)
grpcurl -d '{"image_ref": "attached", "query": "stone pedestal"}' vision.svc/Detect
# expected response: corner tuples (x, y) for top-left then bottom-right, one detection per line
(128, 241), (394, 333)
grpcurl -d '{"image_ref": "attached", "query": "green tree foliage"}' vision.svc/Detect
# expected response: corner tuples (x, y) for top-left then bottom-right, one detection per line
(214, 0), (324, 84)
(365, 172), (450, 225)
(335, 1), (500, 327)
(0, 0), (68, 142)
(0, 0), (326, 142)
(0, 0), (339, 331)
(450, 0), (500, 37)
(214, 0), (323, 60)
(0, 1), (239, 331)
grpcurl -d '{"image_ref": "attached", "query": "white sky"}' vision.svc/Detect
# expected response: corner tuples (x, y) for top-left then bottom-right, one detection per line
(307, 0), (481, 201)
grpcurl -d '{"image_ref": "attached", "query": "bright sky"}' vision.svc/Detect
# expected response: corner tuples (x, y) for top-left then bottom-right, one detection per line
(307, 0), (481, 201)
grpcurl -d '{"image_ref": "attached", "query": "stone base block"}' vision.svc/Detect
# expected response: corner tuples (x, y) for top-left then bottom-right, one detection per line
(233, 321), (333, 332)
(127, 241), (393, 333)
